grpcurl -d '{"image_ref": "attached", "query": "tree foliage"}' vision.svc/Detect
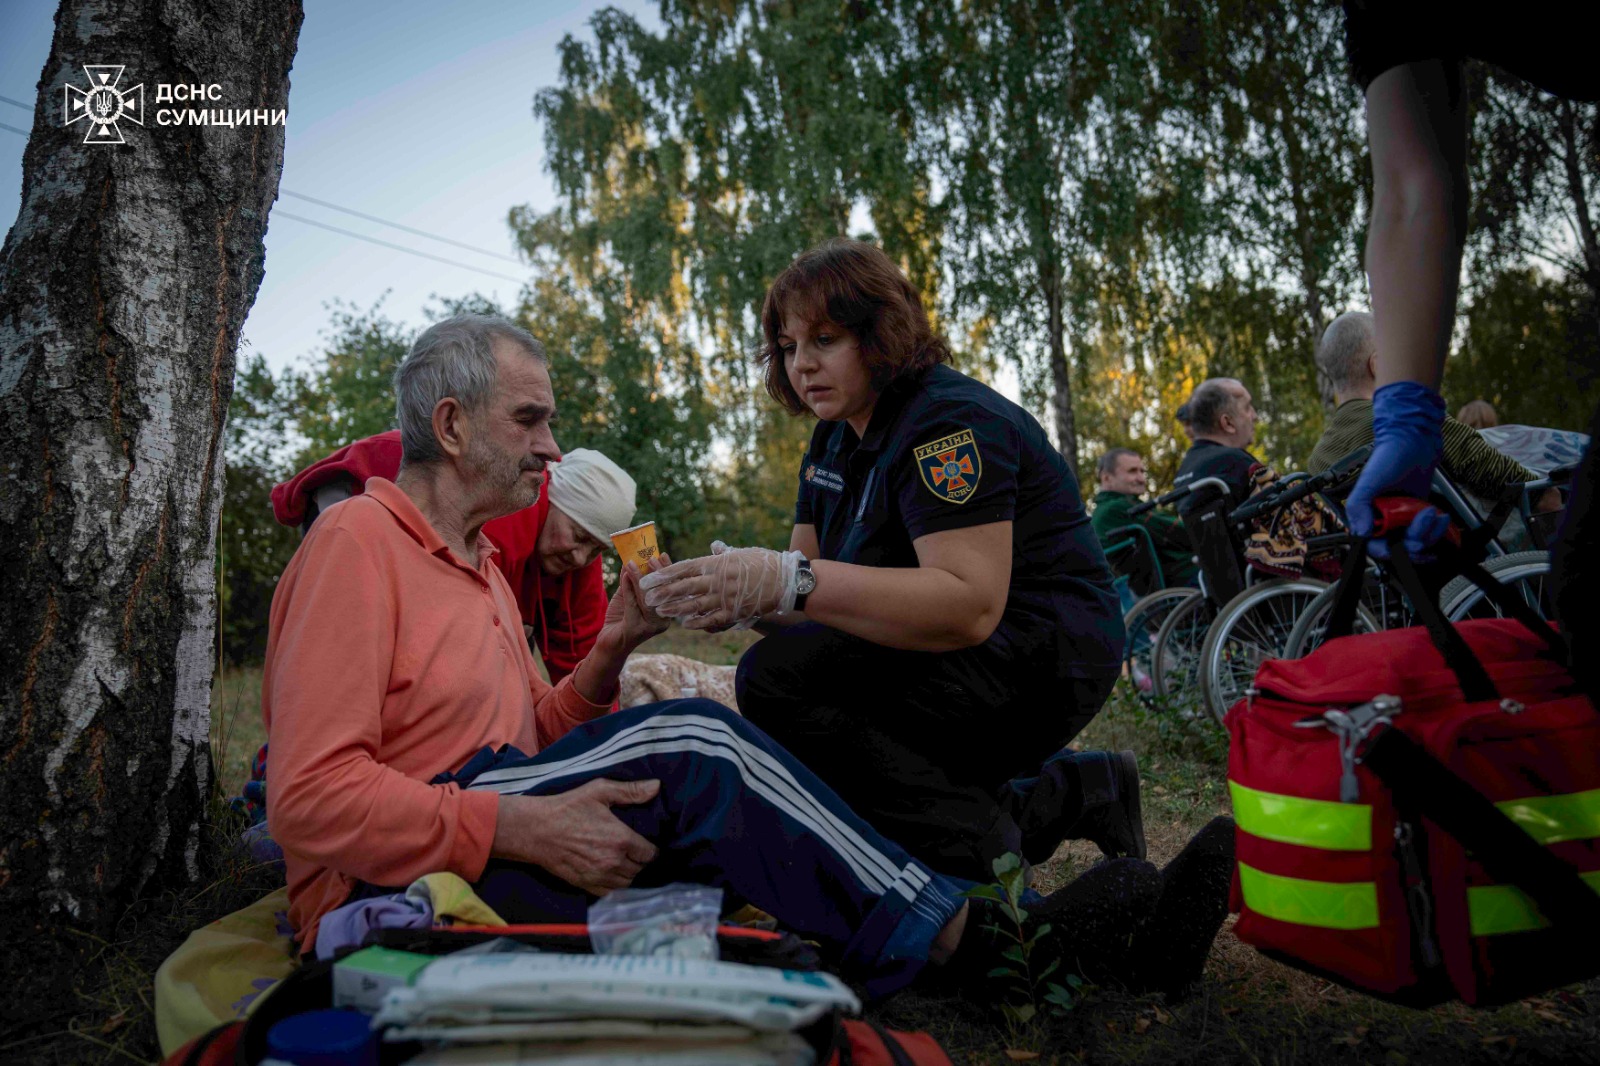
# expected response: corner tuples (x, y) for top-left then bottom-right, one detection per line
(219, 353), (301, 664)
(1471, 73), (1600, 318)
(524, 0), (956, 550)
(523, 0), (1382, 487)
(285, 298), (411, 464)
(212, 0), (1600, 663)
(1445, 267), (1600, 431)
(512, 229), (723, 559)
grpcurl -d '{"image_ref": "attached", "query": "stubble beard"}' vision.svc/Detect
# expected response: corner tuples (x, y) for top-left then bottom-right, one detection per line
(468, 434), (542, 515)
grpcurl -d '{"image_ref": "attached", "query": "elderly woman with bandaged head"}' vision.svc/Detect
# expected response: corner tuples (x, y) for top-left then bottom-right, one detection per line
(539, 449), (637, 576)
(639, 239), (1138, 881)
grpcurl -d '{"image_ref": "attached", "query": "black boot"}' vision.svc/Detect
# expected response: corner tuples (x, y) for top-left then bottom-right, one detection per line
(1015, 749), (1147, 863)
(1132, 815), (1236, 1001)
(948, 856), (1163, 993)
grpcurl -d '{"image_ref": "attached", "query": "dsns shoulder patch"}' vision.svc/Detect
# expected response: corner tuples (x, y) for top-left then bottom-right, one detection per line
(914, 428), (982, 504)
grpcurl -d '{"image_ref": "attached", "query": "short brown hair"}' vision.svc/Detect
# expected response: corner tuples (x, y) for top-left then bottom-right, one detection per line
(1097, 448), (1141, 480)
(758, 239), (952, 416)
(1456, 399), (1498, 429)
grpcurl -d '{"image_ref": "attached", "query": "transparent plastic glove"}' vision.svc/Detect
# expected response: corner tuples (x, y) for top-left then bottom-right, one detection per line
(637, 542), (802, 631)
(1345, 382), (1447, 559)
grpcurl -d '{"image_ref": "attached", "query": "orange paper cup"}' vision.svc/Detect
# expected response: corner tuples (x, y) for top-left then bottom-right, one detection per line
(610, 521), (659, 569)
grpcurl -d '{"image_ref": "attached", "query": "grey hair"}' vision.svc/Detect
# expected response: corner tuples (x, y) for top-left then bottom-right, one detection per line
(1097, 447), (1141, 480)
(1176, 378), (1243, 434)
(1316, 312), (1376, 394)
(393, 314), (546, 465)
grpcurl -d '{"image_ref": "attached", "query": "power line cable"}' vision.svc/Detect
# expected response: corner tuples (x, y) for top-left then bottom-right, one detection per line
(3, 111), (534, 280)
(274, 210), (527, 284)
(281, 189), (522, 263)
(2, 96), (524, 267)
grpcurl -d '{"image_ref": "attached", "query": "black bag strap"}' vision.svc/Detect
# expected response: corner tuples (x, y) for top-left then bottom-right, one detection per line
(1384, 546), (1501, 702)
(1460, 486), (1521, 557)
(866, 1021), (918, 1066)
(1429, 542), (1568, 660)
(1323, 526), (1567, 700)
(1360, 726), (1600, 938)
(1324, 536), (1369, 639)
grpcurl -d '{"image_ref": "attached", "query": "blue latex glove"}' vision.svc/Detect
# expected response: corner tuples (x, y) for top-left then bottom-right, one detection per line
(1345, 382), (1448, 559)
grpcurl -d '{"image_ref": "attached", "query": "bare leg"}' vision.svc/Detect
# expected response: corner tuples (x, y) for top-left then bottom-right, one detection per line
(1364, 60), (1469, 390)
(930, 902), (967, 964)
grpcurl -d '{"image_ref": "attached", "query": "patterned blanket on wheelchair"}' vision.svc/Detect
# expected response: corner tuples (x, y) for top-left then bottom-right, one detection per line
(1241, 466), (1346, 580)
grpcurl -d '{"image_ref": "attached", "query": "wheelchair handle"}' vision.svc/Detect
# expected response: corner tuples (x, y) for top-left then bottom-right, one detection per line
(1303, 532), (1353, 554)
(1183, 476), (1232, 498)
(1229, 445), (1373, 527)
(1126, 476), (1224, 517)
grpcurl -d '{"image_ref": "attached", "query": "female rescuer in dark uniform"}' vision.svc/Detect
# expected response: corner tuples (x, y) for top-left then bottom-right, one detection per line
(640, 239), (1138, 880)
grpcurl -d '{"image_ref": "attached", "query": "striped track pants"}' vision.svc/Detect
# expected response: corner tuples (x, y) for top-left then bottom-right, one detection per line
(437, 698), (968, 999)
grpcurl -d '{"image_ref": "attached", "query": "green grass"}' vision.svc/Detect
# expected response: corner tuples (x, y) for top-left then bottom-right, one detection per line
(16, 664), (1598, 1064)
(211, 664), (266, 799)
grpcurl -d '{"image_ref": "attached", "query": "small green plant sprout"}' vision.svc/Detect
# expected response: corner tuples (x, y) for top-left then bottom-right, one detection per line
(961, 852), (1085, 1023)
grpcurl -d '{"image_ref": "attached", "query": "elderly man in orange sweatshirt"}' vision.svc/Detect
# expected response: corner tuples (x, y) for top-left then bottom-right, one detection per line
(262, 313), (1234, 1001)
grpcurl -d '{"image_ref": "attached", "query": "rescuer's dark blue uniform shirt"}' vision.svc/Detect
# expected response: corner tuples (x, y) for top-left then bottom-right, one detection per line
(792, 364), (1123, 679)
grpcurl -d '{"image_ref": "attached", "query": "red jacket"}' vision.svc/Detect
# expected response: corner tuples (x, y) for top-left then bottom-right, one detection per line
(270, 431), (608, 684)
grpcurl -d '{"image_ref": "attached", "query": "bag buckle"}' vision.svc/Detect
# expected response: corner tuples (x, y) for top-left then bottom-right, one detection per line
(1304, 695), (1401, 802)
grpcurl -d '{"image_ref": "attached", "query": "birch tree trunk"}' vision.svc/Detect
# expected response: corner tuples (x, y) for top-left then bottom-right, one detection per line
(1044, 271), (1079, 479)
(0, 0), (302, 990)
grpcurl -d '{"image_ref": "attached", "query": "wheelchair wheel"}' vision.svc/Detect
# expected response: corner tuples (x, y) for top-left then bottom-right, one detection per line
(1439, 551), (1552, 621)
(1198, 579), (1328, 723)
(1122, 587), (1203, 701)
(1151, 593), (1216, 709)
(1281, 570), (1392, 659)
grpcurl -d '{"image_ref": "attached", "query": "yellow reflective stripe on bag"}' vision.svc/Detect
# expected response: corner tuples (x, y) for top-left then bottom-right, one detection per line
(1229, 781), (1372, 851)
(1237, 861), (1380, 930)
(1468, 871), (1600, 937)
(1497, 788), (1600, 845)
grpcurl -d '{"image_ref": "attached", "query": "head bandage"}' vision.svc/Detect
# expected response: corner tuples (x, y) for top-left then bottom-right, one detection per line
(546, 449), (637, 545)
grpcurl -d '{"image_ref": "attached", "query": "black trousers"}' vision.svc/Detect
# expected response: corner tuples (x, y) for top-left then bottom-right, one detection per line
(735, 621), (1115, 881)
(1552, 404), (1600, 700)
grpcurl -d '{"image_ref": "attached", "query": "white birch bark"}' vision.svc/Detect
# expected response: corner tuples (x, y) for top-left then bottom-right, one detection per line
(0, 0), (302, 982)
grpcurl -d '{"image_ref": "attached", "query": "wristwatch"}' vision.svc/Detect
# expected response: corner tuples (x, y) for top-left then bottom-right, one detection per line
(792, 555), (817, 612)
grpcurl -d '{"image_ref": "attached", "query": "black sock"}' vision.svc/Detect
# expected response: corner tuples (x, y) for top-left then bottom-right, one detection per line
(1135, 816), (1236, 1000)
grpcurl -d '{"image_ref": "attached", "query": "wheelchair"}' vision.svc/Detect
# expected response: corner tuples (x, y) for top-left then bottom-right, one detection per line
(1130, 446), (1372, 722)
(1102, 522), (1197, 698)
(1281, 463), (1573, 658)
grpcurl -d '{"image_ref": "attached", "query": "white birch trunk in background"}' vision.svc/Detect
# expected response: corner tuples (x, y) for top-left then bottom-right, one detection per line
(0, 0), (302, 993)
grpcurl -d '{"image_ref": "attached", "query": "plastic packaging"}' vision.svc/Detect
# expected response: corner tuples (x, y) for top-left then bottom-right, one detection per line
(588, 883), (723, 960)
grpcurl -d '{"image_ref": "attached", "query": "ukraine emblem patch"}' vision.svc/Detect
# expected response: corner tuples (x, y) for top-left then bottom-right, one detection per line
(914, 428), (982, 504)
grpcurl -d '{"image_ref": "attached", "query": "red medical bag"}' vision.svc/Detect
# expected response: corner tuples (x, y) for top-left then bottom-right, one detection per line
(1225, 523), (1600, 1006)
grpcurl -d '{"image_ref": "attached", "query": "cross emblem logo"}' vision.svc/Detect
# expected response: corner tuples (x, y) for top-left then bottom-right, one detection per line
(64, 65), (145, 145)
(929, 450), (974, 491)
(913, 428), (982, 504)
